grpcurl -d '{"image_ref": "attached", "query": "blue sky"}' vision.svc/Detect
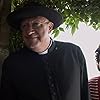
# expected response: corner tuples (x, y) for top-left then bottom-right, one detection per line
(53, 22), (100, 79)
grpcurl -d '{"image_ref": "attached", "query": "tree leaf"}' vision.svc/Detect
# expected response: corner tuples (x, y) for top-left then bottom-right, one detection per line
(59, 27), (64, 32)
(53, 29), (60, 38)
(71, 24), (76, 35)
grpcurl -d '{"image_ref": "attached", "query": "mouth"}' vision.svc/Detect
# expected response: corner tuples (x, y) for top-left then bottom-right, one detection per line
(25, 34), (39, 39)
(26, 36), (39, 40)
(32, 35), (39, 38)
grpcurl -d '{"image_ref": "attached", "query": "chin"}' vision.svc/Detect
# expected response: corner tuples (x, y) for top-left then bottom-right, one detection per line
(29, 42), (41, 49)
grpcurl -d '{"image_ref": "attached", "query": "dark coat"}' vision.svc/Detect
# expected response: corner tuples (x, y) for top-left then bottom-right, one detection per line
(0, 41), (89, 100)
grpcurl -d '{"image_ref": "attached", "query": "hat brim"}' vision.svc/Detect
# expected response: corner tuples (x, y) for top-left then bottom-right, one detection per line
(7, 6), (63, 30)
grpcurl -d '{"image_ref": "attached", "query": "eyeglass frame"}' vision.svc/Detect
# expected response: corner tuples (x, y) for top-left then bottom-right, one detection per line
(20, 20), (50, 31)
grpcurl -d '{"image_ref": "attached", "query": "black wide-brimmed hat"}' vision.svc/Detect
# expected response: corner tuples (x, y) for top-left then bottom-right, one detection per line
(6, 2), (63, 30)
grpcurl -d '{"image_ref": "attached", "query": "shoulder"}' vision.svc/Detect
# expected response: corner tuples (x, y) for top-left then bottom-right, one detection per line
(55, 40), (81, 51)
(54, 40), (85, 61)
(4, 48), (25, 63)
(89, 76), (100, 100)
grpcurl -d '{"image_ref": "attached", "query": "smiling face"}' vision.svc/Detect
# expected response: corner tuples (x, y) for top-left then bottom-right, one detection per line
(20, 16), (54, 52)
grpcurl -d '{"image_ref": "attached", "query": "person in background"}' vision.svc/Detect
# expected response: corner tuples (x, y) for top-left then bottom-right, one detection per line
(88, 45), (100, 100)
(95, 45), (100, 71)
(0, 1), (90, 100)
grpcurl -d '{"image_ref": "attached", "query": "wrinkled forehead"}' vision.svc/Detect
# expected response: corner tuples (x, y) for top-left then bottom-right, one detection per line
(21, 16), (50, 24)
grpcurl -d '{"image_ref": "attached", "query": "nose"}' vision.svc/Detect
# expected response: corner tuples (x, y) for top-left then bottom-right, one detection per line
(27, 23), (36, 35)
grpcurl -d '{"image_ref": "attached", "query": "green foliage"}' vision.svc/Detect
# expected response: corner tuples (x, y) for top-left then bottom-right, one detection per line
(9, 30), (23, 52)
(11, 0), (100, 33)
(9, 0), (100, 51)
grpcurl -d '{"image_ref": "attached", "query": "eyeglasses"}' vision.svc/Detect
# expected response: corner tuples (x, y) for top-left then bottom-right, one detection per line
(32, 21), (50, 29)
(21, 21), (50, 31)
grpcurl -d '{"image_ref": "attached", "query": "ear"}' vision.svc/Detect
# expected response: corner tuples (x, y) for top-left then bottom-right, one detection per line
(48, 22), (54, 33)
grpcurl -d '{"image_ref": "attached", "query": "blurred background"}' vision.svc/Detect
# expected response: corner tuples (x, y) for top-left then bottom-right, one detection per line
(54, 22), (100, 79)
